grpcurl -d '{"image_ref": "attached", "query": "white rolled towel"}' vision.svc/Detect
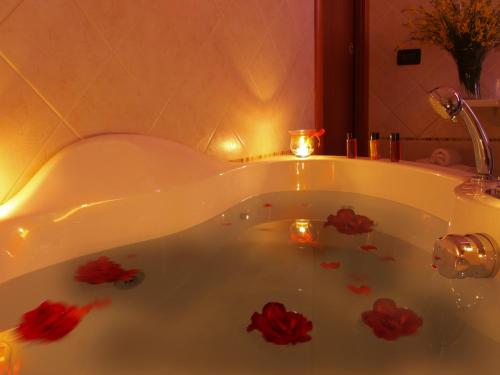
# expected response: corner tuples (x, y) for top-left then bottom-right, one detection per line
(430, 148), (462, 166)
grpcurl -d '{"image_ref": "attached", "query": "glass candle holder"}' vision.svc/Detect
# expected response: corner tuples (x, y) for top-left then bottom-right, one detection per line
(289, 219), (315, 245)
(288, 129), (325, 158)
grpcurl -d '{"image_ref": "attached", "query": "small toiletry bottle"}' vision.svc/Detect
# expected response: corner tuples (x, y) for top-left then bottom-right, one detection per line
(369, 132), (380, 160)
(346, 132), (357, 159)
(389, 133), (400, 162)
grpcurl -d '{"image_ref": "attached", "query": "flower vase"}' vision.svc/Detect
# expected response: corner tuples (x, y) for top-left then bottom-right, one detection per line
(451, 48), (486, 99)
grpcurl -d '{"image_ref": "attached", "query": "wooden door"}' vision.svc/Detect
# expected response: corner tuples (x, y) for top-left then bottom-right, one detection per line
(315, 0), (368, 155)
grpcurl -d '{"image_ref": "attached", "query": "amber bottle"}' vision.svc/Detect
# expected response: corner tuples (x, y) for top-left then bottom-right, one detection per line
(346, 132), (357, 159)
(369, 132), (380, 160)
(389, 133), (400, 162)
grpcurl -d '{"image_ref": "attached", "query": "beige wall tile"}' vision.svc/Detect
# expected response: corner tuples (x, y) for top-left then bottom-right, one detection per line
(0, 0), (22, 24)
(68, 57), (164, 137)
(0, 0), (111, 117)
(0, 58), (65, 202)
(248, 32), (286, 101)
(206, 123), (246, 160)
(0, 0), (315, 199)
(75, 0), (144, 48)
(4, 124), (78, 201)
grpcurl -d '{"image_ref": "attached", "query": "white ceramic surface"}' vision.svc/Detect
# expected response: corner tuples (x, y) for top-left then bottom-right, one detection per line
(0, 134), (498, 287)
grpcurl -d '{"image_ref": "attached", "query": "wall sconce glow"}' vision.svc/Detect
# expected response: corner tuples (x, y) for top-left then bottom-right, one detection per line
(289, 219), (316, 245)
(288, 129), (325, 158)
(222, 140), (241, 153)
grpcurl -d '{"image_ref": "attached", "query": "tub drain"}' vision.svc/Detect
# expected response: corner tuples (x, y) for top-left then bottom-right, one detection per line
(114, 271), (145, 290)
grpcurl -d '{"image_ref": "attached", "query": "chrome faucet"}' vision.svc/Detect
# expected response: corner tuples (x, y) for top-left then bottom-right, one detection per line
(428, 87), (494, 178)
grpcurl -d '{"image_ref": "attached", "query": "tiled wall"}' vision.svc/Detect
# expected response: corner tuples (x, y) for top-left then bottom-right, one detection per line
(369, 0), (500, 174)
(0, 0), (314, 203)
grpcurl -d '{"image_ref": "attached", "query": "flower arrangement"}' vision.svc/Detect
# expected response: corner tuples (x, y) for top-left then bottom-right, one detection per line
(404, 0), (500, 97)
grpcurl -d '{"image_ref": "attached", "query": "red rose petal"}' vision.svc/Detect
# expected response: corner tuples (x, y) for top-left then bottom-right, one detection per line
(263, 203), (273, 208)
(324, 209), (374, 234)
(75, 256), (141, 285)
(16, 299), (111, 342)
(347, 284), (372, 295)
(320, 261), (341, 269)
(247, 302), (313, 345)
(360, 244), (377, 251)
(362, 298), (422, 340)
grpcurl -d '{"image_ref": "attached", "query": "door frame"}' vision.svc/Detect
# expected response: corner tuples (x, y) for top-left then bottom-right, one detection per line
(315, 0), (369, 155)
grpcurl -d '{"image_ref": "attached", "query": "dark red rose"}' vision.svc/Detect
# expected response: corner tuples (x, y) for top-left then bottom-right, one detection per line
(247, 302), (313, 345)
(16, 299), (110, 342)
(75, 256), (139, 284)
(361, 298), (423, 341)
(324, 208), (374, 235)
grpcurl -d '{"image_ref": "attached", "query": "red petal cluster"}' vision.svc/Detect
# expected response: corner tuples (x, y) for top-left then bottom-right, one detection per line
(16, 299), (110, 342)
(75, 256), (139, 284)
(324, 208), (374, 235)
(360, 244), (377, 251)
(247, 302), (313, 345)
(361, 298), (423, 341)
(320, 261), (341, 269)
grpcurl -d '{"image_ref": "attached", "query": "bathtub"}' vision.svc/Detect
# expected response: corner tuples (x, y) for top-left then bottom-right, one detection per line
(1, 134), (500, 374)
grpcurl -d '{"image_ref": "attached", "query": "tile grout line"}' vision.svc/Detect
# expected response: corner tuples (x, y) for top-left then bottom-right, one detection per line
(71, 0), (134, 77)
(0, 0), (25, 27)
(147, 16), (223, 135)
(0, 50), (82, 139)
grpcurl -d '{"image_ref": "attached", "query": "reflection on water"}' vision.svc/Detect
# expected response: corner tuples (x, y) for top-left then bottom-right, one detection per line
(0, 191), (498, 375)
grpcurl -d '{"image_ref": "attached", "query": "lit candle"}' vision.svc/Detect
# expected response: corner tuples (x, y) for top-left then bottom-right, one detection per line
(288, 129), (325, 158)
(290, 219), (315, 245)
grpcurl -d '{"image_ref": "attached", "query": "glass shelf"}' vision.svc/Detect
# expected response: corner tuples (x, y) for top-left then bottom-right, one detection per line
(466, 99), (500, 108)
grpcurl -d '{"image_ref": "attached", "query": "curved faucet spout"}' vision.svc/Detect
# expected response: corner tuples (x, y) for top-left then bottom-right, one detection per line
(428, 87), (493, 178)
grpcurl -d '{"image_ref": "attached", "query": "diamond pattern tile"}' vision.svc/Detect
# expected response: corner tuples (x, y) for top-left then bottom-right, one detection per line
(0, 0), (315, 199)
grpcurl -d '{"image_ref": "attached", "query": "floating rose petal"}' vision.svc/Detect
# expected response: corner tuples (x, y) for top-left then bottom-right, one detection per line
(347, 284), (372, 295)
(379, 256), (396, 262)
(320, 261), (341, 269)
(263, 203), (273, 208)
(247, 302), (313, 345)
(361, 298), (423, 340)
(360, 244), (377, 251)
(433, 256), (441, 260)
(431, 264), (438, 269)
(324, 208), (374, 235)
(16, 299), (110, 342)
(75, 256), (140, 285)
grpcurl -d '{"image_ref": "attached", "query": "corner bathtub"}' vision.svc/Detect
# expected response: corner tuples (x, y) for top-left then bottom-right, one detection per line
(1, 134), (500, 375)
